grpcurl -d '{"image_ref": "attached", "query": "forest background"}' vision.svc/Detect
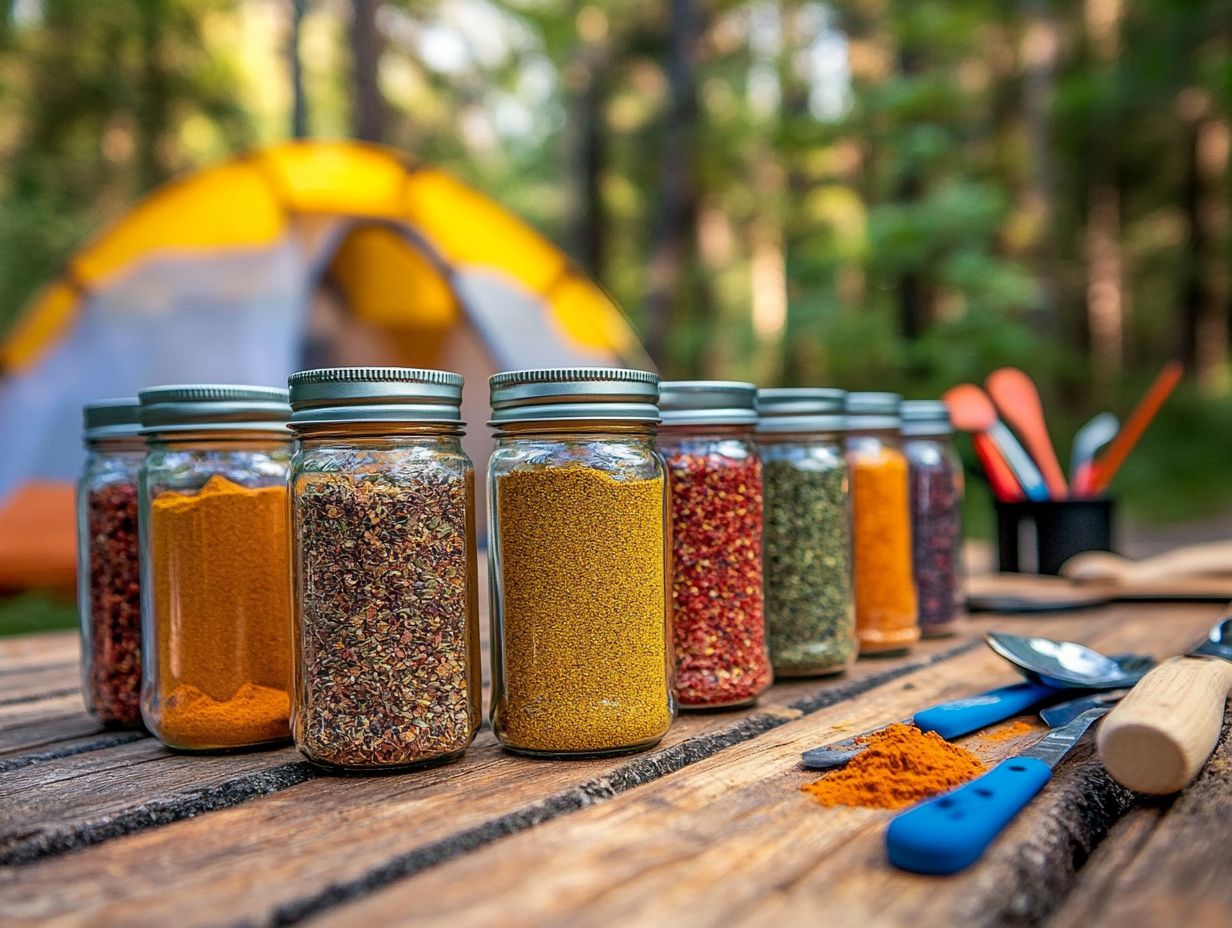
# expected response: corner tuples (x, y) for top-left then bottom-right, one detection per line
(2, 0), (1231, 534)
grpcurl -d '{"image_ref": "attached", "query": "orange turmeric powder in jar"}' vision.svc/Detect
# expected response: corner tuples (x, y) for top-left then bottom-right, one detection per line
(845, 393), (919, 655)
(138, 386), (294, 751)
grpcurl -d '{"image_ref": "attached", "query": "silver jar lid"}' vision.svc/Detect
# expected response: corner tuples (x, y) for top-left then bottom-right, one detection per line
(756, 388), (846, 433)
(845, 391), (901, 430)
(659, 381), (758, 426)
(901, 400), (952, 437)
(288, 367), (463, 427)
(138, 385), (291, 435)
(489, 367), (659, 424)
(83, 398), (142, 442)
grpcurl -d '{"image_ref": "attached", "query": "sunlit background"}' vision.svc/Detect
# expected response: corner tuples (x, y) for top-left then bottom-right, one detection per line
(2, 0), (1232, 538)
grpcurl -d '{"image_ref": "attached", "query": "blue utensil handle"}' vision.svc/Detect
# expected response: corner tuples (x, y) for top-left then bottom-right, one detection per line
(989, 422), (1050, 501)
(886, 756), (1053, 875)
(914, 681), (1057, 740)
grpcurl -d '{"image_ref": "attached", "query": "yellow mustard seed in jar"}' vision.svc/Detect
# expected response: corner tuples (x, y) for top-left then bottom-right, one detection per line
(493, 464), (672, 754)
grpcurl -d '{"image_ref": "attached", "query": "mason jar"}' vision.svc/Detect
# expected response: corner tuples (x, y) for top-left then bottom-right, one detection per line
(757, 388), (856, 677)
(902, 400), (965, 638)
(138, 385), (293, 751)
(488, 367), (674, 757)
(288, 367), (482, 772)
(845, 392), (919, 655)
(658, 381), (771, 709)
(77, 399), (145, 728)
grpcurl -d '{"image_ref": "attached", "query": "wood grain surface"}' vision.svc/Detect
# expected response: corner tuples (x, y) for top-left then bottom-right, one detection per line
(0, 603), (1228, 928)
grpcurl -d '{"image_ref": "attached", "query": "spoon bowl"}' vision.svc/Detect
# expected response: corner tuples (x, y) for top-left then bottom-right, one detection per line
(985, 632), (1150, 689)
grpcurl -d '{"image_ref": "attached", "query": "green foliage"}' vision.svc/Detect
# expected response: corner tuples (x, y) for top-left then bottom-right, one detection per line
(0, 0), (1229, 530)
(0, 592), (76, 637)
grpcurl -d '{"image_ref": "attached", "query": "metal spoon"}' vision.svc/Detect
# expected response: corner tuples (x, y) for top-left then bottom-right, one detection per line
(985, 632), (1151, 689)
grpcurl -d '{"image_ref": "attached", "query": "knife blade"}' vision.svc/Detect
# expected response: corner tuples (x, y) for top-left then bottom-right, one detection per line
(1098, 617), (1232, 794)
(886, 694), (1113, 875)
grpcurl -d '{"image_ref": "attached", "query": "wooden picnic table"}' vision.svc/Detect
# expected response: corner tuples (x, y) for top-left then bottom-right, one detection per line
(2, 599), (1230, 927)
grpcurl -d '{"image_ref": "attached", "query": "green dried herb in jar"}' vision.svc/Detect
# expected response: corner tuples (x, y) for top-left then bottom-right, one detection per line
(488, 368), (674, 757)
(757, 389), (856, 677)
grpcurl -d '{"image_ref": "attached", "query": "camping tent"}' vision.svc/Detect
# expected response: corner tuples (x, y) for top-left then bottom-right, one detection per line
(0, 139), (648, 591)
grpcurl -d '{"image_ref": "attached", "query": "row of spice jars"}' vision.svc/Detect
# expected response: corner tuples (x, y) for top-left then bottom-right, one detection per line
(78, 375), (485, 767)
(76, 368), (961, 770)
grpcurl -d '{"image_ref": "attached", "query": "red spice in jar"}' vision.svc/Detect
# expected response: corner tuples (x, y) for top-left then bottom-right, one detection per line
(84, 482), (143, 726)
(666, 450), (772, 707)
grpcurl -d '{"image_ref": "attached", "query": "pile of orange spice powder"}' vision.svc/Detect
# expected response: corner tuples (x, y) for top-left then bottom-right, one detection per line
(801, 723), (986, 809)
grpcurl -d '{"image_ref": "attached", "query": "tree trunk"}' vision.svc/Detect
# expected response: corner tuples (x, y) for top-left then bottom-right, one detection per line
(1082, 0), (1126, 392)
(643, 0), (704, 372)
(565, 15), (608, 279)
(351, 0), (384, 143)
(1020, 0), (1060, 337)
(1178, 92), (1229, 391)
(135, 0), (171, 194)
(288, 0), (309, 139)
(895, 45), (928, 341)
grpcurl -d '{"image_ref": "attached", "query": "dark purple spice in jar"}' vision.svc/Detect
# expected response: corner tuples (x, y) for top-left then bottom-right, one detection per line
(902, 401), (964, 637)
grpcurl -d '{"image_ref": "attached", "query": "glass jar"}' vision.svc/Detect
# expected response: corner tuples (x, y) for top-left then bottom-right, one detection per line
(288, 368), (482, 772)
(488, 368), (674, 757)
(77, 399), (145, 728)
(902, 400), (965, 638)
(138, 385), (294, 751)
(657, 381), (771, 709)
(845, 392), (919, 655)
(757, 388), (856, 677)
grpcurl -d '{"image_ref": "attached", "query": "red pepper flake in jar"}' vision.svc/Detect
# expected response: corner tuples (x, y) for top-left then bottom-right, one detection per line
(83, 481), (143, 727)
(664, 448), (772, 708)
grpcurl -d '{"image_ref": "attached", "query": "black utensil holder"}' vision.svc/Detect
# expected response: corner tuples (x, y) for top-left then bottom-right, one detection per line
(995, 499), (1116, 575)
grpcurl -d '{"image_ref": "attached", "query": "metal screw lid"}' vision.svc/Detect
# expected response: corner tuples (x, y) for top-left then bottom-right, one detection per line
(901, 400), (953, 437)
(845, 391), (901, 430)
(658, 381), (758, 426)
(489, 367), (660, 424)
(83, 398), (142, 442)
(138, 384), (291, 436)
(288, 367), (464, 428)
(756, 388), (846, 433)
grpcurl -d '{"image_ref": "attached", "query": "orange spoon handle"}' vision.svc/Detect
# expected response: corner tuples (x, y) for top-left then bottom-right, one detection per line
(986, 368), (1068, 498)
(1090, 361), (1183, 494)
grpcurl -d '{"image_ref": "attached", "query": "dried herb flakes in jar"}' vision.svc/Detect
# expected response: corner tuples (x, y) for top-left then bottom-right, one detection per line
(288, 366), (481, 772)
(757, 388), (856, 678)
(295, 471), (478, 770)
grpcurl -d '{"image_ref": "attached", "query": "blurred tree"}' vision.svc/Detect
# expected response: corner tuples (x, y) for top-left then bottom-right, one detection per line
(289, 0), (309, 137)
(350, 0), (385, 141)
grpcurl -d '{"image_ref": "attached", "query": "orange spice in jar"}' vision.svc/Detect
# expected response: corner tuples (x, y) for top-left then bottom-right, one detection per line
(845, 393), (919, 655)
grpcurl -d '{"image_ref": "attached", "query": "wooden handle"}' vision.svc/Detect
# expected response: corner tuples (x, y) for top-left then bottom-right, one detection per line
(1097, 657), (1232, 794)
(1064, 541), (1232, 584)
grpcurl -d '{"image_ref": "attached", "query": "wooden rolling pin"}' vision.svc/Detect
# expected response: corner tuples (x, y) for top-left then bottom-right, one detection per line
(1098, 618), (1232, 794)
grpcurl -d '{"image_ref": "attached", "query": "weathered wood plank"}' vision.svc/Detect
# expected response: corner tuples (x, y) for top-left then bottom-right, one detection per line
(292, 607), (1224, 928)
(0, 632), (77, 672)
(0, 731), (145, 773)
(0, 740), (314, 864)
(0, 638), (978, 926)
(0, 633), (963, 860)
(0, 664), (78, 706)
(0, 694), (99, 756)
(2, 606), (1219, 928)
(1045, 706), (1232, 928)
